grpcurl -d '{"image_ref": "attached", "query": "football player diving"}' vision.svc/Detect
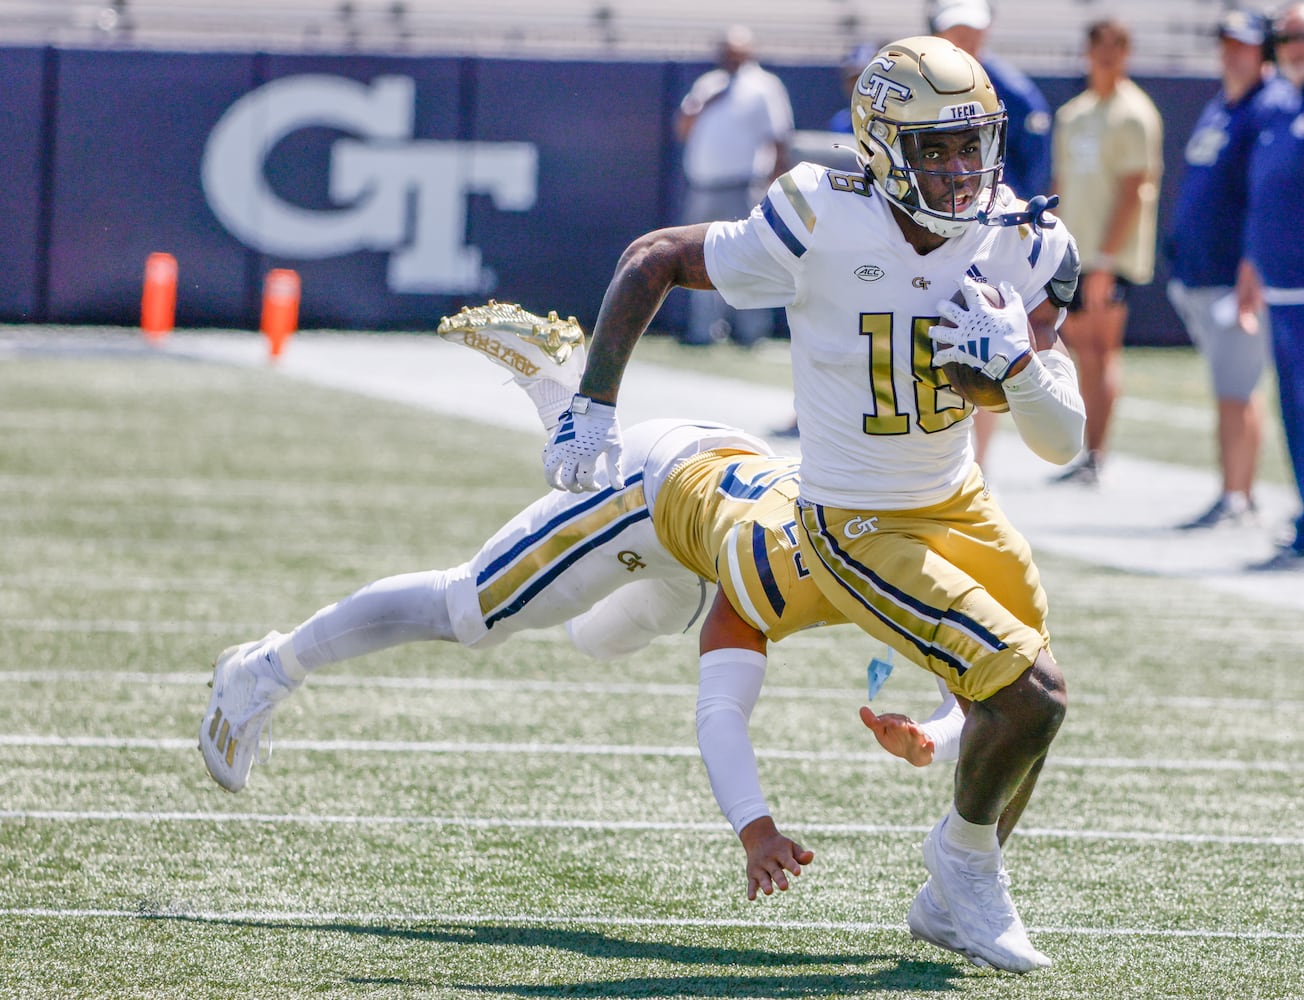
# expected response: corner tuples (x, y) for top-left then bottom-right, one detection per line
(541, 37), (1086, 973)
(199, 302), (965, 906)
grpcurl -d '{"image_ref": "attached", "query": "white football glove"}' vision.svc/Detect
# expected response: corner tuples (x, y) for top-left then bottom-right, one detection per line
(542, 395), (625, 492)
(930, 277), (1032, 381)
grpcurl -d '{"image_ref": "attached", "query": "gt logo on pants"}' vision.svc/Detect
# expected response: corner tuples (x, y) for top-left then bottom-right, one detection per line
(844, 515), (879, 538)
(618, 550), (647, 572)
(202, 74), (537, 294)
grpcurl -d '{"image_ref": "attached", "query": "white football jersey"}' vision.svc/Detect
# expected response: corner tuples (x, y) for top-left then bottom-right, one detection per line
(704, 162), (1074, 509)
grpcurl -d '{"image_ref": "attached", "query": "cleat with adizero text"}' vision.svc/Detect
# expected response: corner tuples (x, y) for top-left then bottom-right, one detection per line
(436, 300), (587, 431)
(199, 633), (296, 793)
(920, 815), (1051, 973)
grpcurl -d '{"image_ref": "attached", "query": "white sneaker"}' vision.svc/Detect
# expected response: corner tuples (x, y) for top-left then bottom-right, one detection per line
(199, 633), (296, 792)
(908, 877), (979, 963)
(921, 815), (1051, 973)
(436, 300), (587, 431)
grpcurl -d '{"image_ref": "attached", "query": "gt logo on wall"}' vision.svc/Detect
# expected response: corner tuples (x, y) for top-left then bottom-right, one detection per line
(202, 74), (537, 294)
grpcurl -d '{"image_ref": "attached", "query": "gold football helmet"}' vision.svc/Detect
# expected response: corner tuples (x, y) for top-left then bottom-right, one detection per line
(850, 36), (1006, 237)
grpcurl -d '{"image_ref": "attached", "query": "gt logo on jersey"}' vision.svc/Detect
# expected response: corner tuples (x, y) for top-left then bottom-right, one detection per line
(856, 59), (912, 113)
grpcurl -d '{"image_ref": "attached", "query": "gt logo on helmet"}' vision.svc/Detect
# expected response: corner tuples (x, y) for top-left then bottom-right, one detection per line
(857, 71), (914, 113)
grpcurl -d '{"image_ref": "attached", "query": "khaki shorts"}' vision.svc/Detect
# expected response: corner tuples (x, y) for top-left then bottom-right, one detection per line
(797, 466), (1051, 702)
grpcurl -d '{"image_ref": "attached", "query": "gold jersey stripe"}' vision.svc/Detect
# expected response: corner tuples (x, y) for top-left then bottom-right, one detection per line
(778, 173), (817, 233)
(478, 484), (648, 618)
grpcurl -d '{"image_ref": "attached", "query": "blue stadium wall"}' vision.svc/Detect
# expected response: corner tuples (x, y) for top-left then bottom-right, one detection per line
(0, 46), (1216, 345)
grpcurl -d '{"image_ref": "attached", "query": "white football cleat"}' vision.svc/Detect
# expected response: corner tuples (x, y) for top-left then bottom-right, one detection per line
(199, 633), (296, 792)
(920, 814), (1051, 973)
(908, 877), (980, 963)
(437, 300), (587, 431)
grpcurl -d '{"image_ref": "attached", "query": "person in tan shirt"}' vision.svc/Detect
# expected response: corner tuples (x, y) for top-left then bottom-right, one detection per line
(1051, 18), (1163, 484)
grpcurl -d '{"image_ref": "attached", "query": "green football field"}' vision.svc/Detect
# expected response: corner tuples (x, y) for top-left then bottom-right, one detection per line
(0, 334), (1300, 999)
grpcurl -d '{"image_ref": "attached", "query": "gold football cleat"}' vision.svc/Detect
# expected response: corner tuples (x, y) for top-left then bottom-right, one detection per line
(437, 299), (585, 369)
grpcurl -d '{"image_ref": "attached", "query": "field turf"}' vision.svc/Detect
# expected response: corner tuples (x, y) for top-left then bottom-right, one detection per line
(0, 335), (1299, 998)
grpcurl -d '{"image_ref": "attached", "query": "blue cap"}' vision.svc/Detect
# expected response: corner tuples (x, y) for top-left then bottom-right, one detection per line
(1218, 9), (1268, 46)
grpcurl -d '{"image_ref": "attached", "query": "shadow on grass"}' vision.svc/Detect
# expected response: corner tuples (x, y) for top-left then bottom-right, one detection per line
(157, 915), (965, 995)
(456, 962), (962, 997)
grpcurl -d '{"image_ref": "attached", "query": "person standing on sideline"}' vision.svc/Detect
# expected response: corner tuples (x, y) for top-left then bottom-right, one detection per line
(1165, 10), (1271, 530)
(1240, 2), (1304, 570)
(1051, 18), (1163, 485)
(828, 43), (879, 134)
(928, 0), (1054, 469)
(675, 25), (793, 347)
(543, 36), (1086, 973)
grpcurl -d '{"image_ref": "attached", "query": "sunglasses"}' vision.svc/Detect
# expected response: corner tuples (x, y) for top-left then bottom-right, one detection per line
(1276, 32), (1304, 43)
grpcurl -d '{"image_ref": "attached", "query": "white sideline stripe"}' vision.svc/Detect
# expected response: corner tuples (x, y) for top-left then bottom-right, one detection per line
(0, 733), (1299, 773)
(2, 809), (1299, 847)
(2, 669), (1300, 713)
(1, 907), (1298, 941)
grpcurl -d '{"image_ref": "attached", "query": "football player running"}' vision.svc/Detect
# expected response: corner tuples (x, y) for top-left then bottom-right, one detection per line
(199, 302), (963, 906)
(542, 37), (1085, 973)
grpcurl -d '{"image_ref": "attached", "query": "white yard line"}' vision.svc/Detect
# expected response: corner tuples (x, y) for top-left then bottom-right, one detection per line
(0, 733), (1297, 772)
(3, 668), (1301, 712)
(1, 808), (1298, 847)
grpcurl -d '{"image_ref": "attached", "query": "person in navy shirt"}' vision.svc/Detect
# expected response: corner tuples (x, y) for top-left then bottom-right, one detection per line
(1240, 2), (1304, 570)
(1165, 10), (1271, 530)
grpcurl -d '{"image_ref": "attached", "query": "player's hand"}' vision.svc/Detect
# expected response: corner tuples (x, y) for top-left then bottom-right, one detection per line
(859, 706), (935, 768)
(542, 395), (625, 492)
(738, 816), (815, 901)
(930, 278), (1031, 379)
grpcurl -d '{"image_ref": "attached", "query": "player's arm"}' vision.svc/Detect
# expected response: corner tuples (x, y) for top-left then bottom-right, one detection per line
(1001, 239), (1087, 465)
(697, 587), (814, 901)
(578, 224), (713, 406)
(542, 224), (712, 492)
(931, 265), (1084, 464)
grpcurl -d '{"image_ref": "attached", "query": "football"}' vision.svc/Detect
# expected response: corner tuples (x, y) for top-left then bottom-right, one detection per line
(936, 282), (1011, 413)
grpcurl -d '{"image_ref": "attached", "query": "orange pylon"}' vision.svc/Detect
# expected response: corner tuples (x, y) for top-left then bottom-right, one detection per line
(141, 252), (177, 341)
(260, 268), (300, 360)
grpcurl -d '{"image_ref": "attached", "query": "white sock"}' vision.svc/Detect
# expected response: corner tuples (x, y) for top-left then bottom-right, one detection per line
(1223, 491), (1250, 513)
(943, 805), (1000, 858)
(266, 635), (307, 685)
